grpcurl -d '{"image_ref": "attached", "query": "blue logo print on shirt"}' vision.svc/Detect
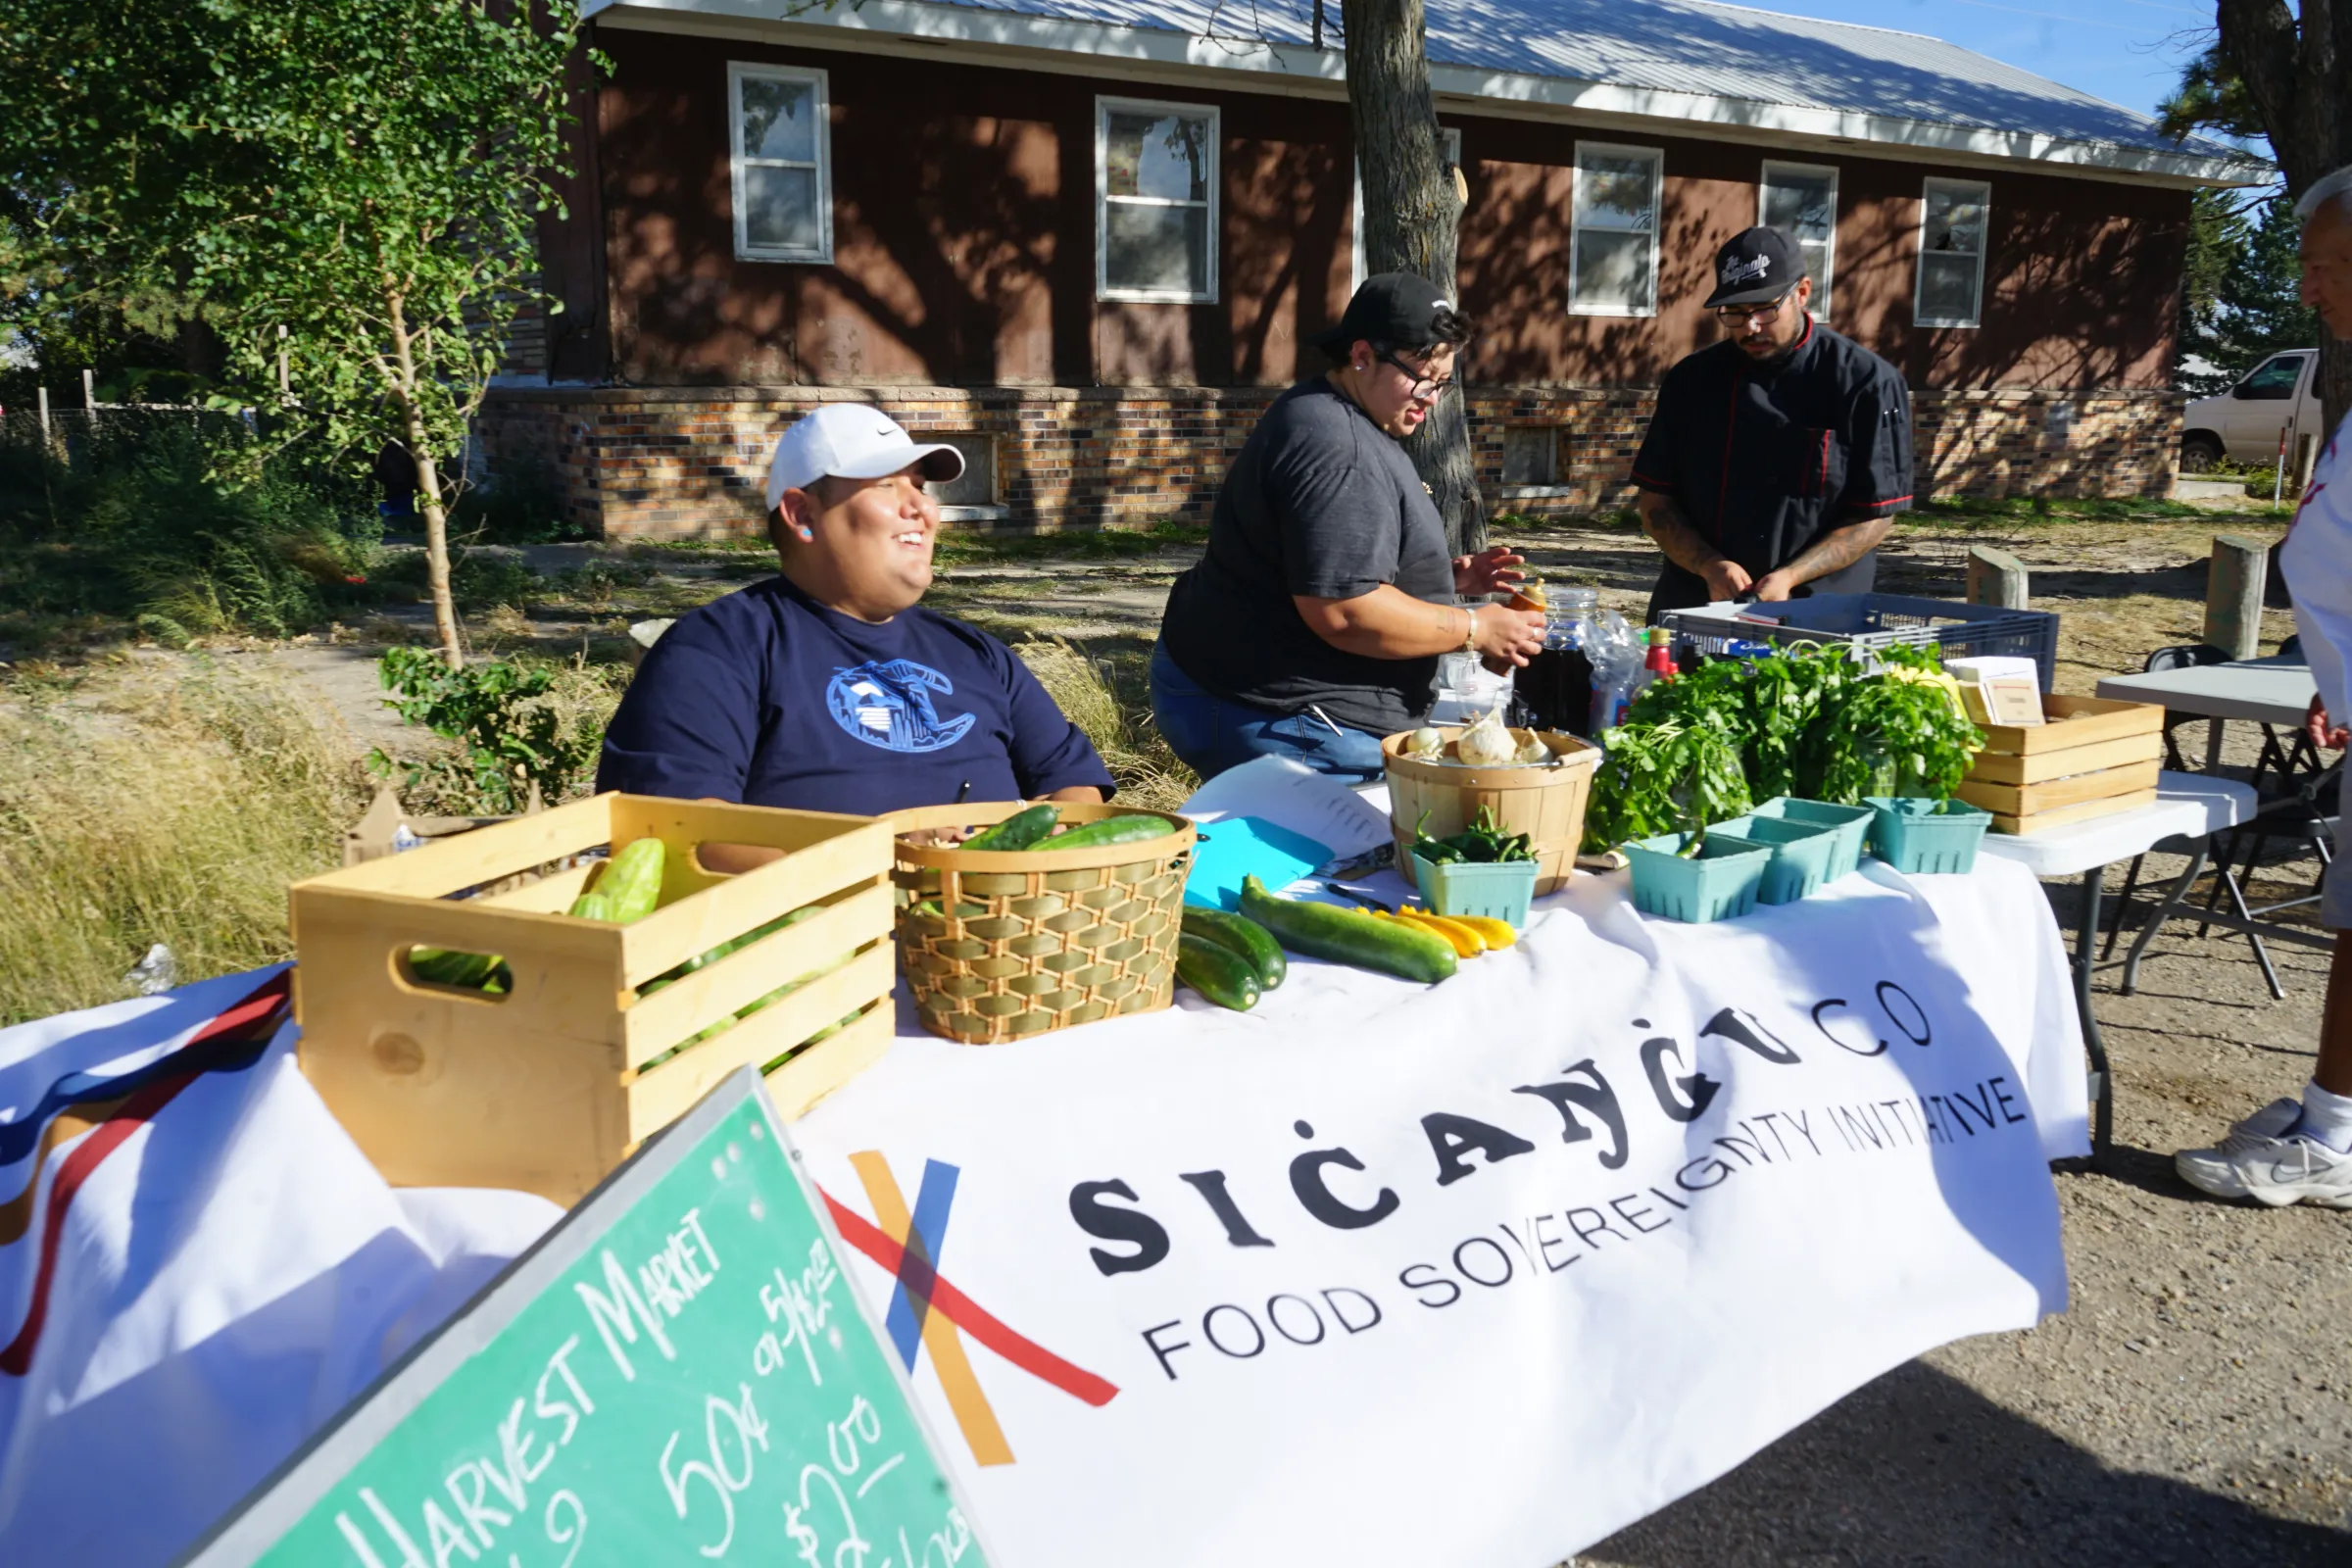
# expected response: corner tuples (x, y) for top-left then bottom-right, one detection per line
(825, 660), (977, 754)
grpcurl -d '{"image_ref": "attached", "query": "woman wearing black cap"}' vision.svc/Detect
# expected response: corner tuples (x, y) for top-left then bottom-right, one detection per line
(1151, 272), (1546, 782)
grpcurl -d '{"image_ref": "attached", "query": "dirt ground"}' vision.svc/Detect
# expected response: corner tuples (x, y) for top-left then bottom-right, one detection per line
(258, 505), (2349, 1560)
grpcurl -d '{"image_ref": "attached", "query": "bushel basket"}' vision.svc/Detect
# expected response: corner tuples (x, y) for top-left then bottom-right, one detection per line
(887, 802), (1195, 1045)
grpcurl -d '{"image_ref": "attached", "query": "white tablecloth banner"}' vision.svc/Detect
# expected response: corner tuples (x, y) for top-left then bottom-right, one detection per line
(0, 858), (2082, 1567)
(791, 855), (2080, 1567)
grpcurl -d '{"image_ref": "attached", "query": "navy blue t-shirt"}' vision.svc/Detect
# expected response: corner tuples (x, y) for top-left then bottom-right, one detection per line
(597, 575), (1114, 813)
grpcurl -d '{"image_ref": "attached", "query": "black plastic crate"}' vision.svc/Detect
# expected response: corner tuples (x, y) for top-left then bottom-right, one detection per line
(1661, 593), (2058, 691)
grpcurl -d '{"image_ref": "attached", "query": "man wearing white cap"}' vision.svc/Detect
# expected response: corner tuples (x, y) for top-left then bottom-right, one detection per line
(598, 404), (1111, 841)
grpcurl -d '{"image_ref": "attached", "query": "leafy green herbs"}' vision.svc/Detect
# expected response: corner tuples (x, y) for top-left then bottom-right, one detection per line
(1581, 643), (1985, 851)
(1581, 718), (1753, 852)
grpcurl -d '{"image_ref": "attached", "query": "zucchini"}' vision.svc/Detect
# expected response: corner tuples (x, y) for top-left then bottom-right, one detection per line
(1046, 813), (1175, 852)
(964, 804), (1060, 851)
(1176, 933), (1261, 1011)
(594, 836), (668, 923)
(1181, 906), (1286, 990)
(1239, 874), (1455, 984)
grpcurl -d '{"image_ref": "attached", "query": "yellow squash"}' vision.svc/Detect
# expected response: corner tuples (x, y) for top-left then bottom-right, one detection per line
(1384, 907), (1486, 957)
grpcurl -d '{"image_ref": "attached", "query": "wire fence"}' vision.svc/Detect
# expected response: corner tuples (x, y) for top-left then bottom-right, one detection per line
(0, 403), (252, 460)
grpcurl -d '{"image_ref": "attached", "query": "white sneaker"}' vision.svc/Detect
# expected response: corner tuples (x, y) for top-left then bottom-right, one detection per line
(2176, 1105), (2352, 1207)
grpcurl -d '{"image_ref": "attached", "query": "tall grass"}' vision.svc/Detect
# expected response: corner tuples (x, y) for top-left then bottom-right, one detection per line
(0, 663), (368, 1024)
(1013, 636), (1198, 812)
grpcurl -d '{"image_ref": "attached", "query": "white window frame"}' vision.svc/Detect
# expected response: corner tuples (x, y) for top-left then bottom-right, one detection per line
(1352, 126), (1461, 290)
(1569, 141), (1663, 318)
(1758, 160), (1838, 319)
(1096, 95), (1220, 304)
(1914, 175), (1991, 330)
(727, 62), (833, 265)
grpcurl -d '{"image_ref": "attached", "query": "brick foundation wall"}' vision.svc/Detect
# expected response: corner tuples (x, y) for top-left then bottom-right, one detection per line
(476, 384), (2183, 541)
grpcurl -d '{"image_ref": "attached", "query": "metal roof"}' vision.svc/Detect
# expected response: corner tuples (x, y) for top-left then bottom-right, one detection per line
(919, 0), (2252, 173)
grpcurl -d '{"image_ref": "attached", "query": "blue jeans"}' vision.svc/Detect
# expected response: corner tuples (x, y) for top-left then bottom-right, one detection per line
(1149, 643), (1391, 783)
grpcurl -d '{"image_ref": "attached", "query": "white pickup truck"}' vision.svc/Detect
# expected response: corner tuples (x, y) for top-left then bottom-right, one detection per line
(2180, 349), (2321, 470)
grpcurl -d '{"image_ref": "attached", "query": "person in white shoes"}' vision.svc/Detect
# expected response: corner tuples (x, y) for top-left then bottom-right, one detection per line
(2177, 166), (2352, 1208)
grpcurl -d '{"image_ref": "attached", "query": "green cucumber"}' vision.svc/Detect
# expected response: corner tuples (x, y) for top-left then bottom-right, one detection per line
(565, 889), (618, 921)
(593, 836), (668, 923)
(964, 804), (1060, 851)
(1181, 906), (1286, 990)
(1046, 813), (1175, 852)
(1176, 933), (1261, 1011)
(1239, 874), (1455, 984)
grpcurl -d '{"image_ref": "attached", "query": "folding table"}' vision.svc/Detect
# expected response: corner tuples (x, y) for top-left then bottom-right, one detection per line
(2095, 656), (2318, 782)
(1978, 772), (2254, 1161)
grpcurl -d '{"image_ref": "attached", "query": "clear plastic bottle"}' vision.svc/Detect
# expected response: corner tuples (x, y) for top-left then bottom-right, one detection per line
(1619, 626), (1678, 717)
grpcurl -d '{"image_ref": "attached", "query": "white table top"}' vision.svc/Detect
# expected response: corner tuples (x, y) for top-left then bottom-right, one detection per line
(2094, 662), (2316, 727)
(1976, 770), (2257, 877)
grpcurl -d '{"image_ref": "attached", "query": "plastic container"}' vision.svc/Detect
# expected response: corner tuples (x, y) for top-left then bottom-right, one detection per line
(1660, 593), (2060, 693)
(1623, 831), (1773, 923)
(1865, 796), (1991, 875)
(1745, 797), (1875, 882)
(1710, 815), (1839, 905)
(1410, 853), (1540, 927)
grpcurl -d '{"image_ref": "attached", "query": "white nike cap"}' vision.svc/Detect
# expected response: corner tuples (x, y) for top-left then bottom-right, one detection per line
(764, 404), (965, 514)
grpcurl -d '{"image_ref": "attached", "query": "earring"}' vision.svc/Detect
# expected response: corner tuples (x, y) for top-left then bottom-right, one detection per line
(798, 527), (814, 542)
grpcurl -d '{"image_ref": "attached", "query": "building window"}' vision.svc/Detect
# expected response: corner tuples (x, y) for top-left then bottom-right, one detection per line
(1500, 427), (1557, 487)
(1351, 127), (1463, 291)
(1097, 97), (1218, 302)
(930, 435), (998, 513)
(1570, 142), (1661, 317)
(1916, 177), (1990, 329)
(1759, 161), (1837, 318)
(729, 63), (831, 264)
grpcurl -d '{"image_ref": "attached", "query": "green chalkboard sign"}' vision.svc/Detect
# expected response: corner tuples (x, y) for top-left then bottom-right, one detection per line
(179, 1068), (989, 1568)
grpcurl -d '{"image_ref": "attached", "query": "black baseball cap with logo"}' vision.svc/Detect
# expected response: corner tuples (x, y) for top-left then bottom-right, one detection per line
(1704, 226), (1805, 309)
(1310, 270), (1458, 357)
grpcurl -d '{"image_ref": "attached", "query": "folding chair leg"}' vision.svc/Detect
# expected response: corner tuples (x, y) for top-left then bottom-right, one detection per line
(2101, 853), (2145, 961)
(2221, 866), (2287, 1002)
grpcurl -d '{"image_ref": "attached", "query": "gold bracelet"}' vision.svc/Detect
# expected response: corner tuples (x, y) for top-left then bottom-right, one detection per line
(1462, 605), (1479, 654)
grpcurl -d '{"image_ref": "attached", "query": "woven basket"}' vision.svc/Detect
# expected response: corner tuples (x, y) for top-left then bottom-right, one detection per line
(1381, 727), (1598, 896)
(886, 802), (1196, 1045)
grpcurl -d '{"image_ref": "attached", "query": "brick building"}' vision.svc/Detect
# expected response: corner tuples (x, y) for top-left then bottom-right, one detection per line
(484, 0), (2260, 539)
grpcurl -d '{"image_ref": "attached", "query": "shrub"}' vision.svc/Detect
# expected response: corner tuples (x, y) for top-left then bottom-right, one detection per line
(368, 646), (624, 813)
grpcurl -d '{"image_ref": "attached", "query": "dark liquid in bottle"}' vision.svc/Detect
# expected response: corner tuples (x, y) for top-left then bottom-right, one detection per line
(1517, 647), (1594, 737)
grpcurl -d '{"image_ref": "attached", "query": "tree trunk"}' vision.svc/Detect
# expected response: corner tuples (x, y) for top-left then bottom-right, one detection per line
(384, 285), (465, 666)
(1341, 0), (1485, 556)
(2220, 0), (2352, 436)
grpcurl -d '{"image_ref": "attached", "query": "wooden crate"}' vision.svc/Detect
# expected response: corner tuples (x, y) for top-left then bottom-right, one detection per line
(1958, 695), (2164, 835)
(292, 793), (896, 1204)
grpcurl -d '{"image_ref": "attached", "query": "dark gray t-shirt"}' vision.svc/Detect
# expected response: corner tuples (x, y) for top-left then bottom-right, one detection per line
(1159, 378), (1457, 734)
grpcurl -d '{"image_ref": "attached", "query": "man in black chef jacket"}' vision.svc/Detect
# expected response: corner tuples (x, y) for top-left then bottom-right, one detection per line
(1631, 227), (1915, 620)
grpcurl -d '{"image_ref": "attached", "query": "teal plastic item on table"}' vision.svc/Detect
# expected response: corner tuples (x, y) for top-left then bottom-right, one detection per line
(1710, 814), (1839, 905)
(1866, 796), (1991, 874)
(1410, 851), (1540, 926)
(1624, 830), (1773, 923)
(1183, 813), (1333, 909)
(1746, 797), (1874, 882)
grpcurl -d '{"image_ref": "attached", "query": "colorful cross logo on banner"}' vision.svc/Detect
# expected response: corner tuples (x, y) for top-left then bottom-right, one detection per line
(822, 1152), (1118, 1466)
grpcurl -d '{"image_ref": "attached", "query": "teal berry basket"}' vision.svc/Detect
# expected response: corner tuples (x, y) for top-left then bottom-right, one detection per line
(1623, 831), (1773, 923)
(1865, 796), (1992, 875)
(1709, 815), (1840, 905)
(1745, 797), (1874, 883)
(1410, 852), (1540, 928)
